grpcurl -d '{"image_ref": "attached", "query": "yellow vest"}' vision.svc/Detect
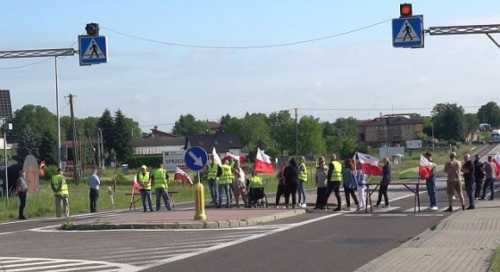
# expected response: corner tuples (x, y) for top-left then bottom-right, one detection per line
(249, 176), (264, 188)
(138, 171), (151, 190)
(330, 161), (343, 182)
(298, 162), (308, 182)
(153, 168), (168, 189)
(51, 174), (69, 196)
(220, 165), (233, 184)
(207, 163), (219, 180)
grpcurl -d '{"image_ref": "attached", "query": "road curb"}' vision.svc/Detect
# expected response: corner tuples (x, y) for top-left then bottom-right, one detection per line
(60, 209), (306, 230)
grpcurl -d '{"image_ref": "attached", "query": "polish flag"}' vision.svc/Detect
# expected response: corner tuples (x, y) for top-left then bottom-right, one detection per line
(254, 148), (274, 174)
(419, 155), (434, 179)
(354, 152), (382, 176)
(174, 167), (193, 185)
(223, 152), (240, 162)
(132, 176), (141, 190)
(212, 147), (222, 166)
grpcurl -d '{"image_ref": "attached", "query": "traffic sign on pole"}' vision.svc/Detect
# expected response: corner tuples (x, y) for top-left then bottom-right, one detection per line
(392, 15), (424, 48)
(184, 146), (208, 171)
(78, 35), (107, 66)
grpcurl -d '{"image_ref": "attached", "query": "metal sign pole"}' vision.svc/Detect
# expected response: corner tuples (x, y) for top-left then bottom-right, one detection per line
(54, 57), (62, 169)
(3, 120), (8, 205)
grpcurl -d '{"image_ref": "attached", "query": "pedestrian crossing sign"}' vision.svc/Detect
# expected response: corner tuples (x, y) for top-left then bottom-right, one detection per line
(78, 35), (107, 66)
(392, 15), (424, 48)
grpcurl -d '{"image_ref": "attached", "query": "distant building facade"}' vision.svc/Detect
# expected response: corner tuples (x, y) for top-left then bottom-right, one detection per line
(185, 133), (243, 154)
(359, 114), (424, 146)
(132, 137), (185, 156)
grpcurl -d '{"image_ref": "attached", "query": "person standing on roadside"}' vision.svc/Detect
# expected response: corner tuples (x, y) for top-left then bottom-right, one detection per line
(206, 156), (221, 205)
(152, 164), (172, 211)
(275, 161), (287, 207)
(462, 154), (475, 210)
(343, 159), (359, 210)
(355, 161), (368, 211)
(314, 156), (328, 210)
(297, 156), (308, 208)
(444, 152), (465, 212)
(137, 165), (153, 212)
(88, 168), (100, 213)
(218, 159), (233, 208)
(481, 156), (496, 200)
(376, 158), (391, 208)
(283, 158), (299, 209)
(16, 170), (28, 220)
(474, 154), (485, 200)
(327, 154), (343, 211)
(424, 152), (438, 210)
(232, 160), (247, 208)
(51, 168), (70, 218)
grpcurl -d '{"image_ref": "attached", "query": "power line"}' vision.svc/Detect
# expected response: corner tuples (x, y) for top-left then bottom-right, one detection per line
(102, 19), (391, 49)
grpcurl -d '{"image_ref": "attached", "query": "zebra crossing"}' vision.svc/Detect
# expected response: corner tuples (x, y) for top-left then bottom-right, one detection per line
(343, 205), (447, 217)
(0, 257), (135, 272)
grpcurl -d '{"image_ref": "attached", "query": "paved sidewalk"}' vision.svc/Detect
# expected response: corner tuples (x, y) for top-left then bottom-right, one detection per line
(62, 208), (305, 230)
(355, 198), (500, 272)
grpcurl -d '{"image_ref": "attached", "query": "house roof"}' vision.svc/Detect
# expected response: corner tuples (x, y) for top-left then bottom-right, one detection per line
(132, 136), (185, 147)
(185, 133), (242, 153)
(360, 114), (423, 127)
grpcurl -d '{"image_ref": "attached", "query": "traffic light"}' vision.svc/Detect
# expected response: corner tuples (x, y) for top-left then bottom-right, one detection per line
(85, 23), (99, 36)
(400, 3), (413, 17)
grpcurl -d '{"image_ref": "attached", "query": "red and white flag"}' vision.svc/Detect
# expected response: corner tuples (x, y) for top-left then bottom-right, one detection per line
(354, 152), (382, 176)
(212, 147), (222, 166)
(419, 155), (434, 179)
(132, 176), (141, 190)
(223, 152), (240, 162)
(254, 148), (274, 174)
(494, 154), (500, 177)
(175, 167), (193, 185)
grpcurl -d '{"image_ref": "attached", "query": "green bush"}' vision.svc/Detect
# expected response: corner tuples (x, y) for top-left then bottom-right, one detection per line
(44, 165), (59, 181)
(127, 156), (163, 169)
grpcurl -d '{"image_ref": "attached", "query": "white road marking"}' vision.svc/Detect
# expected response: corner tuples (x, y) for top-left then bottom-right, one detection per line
(373, 206), (400, 213)
(0, 257), (136, 272)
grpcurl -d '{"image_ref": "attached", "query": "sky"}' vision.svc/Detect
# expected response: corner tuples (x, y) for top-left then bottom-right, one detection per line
(1, 1), (500, 131)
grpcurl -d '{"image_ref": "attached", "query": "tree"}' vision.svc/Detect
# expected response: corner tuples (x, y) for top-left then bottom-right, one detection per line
(239, 113), (274, 153)
(268, 111), (295, 155)
(323, 117), (359, 158)
(298, 116), (326, 155)
(477, 102), (500, 127)
(38, 130), (57, 164)
(97, 109), (115, 154)
(173, 114), (209, 136)
(432, 103), (465, 141)
(12, 105), (57, 163)
(113, 110), (133, 163)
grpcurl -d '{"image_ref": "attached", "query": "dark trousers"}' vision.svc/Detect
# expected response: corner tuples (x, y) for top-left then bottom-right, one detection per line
(218, 184), (232, 208)
(155, 188), (172, 211)
(89, 188), (99, 213)
(327, 181), (341, 209)
(140, 189), (153, 212)
(275, 184), (286, 206)
(464, 177), (475, 208)
(376, 183), (389, 206)
(18, 191), (27, 219)
(426, 176), (437, 207)
(344, 186), (358, 208)
(315, 187), (328, 209)
(482, 178), (495, 200)
(284, 183), (298, 207)
(475, 178), (484, 199)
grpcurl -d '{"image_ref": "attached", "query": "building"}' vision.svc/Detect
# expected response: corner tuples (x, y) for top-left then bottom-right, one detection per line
(358, 114), (424, 146)
(185, 133), (243, 154)
(142, 126), (176, 139)
(132, 137), (186, 156)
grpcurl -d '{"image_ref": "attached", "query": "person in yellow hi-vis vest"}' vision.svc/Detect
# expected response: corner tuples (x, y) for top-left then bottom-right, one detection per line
(248, 171), (264, 208)
(51, 168), (69, 218)
(298, 156), (308, 208)
(327, 154), (343, 211)
(152, 164), (172, 211)
(137, 165), (153, 212)
(218, 159), (234, 208)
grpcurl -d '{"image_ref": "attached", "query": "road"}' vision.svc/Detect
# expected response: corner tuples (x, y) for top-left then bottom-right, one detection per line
(0, 144), (498, 272)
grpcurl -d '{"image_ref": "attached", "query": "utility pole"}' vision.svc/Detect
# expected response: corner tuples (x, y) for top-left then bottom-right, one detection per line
(294, 108), (298, 155)
(55, 57), (62, 169)
(68, 94), (79, 182)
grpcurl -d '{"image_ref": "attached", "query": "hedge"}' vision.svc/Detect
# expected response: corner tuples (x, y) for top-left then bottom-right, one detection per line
(127, 155), (163, 169)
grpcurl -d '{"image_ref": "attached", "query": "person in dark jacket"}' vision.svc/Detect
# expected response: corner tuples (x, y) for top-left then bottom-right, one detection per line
(283, 158), (299, 208)
(473, 154), (485, 200)
(462, 154), (475, 209)
(342, 159), (359, 210)
(275, 161), (287, 207)
(376, 158), (391, 207)
(16, 170), (28, 220)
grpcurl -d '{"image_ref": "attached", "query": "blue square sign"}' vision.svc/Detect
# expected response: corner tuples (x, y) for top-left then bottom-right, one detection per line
(392, 15), (424, 48)
(78, 35), (107, 66)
